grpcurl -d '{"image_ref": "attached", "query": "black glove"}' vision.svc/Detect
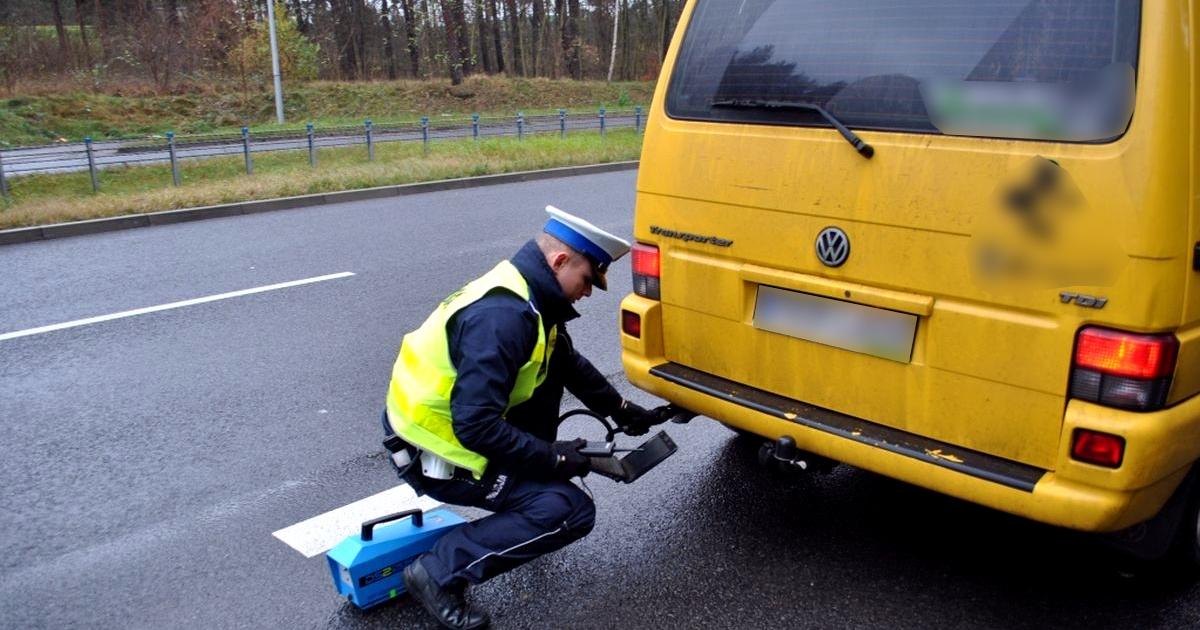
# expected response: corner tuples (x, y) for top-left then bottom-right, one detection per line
(551, 438), (591, 479)
(611, 399), (659, 436)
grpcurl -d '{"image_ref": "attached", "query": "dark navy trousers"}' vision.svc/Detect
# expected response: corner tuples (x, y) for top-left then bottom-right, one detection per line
(408, 469), (596, 587)
(380, 407), (596, 588)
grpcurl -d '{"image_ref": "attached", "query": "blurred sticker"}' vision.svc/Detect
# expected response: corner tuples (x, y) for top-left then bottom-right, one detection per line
(970, 156), (1126, 290)
(921, 63), (1135, 142)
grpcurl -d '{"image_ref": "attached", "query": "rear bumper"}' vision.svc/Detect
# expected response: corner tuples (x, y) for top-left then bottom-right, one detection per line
(620, 295), (1200, 532)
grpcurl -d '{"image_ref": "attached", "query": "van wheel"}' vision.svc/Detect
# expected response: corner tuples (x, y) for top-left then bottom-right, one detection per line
(1170, 485), (1200, 572)
(1105, 466), (1200, 577)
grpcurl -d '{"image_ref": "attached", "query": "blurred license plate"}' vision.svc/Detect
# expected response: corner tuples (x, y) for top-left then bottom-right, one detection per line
(753, 286), (918, 362)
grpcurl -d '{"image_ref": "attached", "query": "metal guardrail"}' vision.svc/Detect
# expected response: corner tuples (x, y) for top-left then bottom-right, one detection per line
(0, 106), (646, 200)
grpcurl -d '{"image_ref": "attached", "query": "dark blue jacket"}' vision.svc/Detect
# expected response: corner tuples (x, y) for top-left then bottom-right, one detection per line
(446, 240), (622, 476)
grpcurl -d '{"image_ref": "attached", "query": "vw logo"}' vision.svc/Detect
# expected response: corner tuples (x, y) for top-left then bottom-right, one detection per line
(815, 227), (850, 267)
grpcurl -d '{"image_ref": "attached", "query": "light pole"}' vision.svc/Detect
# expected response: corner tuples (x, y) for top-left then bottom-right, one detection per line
(266, 0), (285, 125)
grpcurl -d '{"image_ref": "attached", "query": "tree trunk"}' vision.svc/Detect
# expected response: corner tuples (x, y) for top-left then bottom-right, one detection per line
(399, 0), (421, 76)
(162, 0), (181, 89)
(73, 0), (92, 69)
(620, 0), (631, 80)
(290, 0), (307, 33)
(383, 0), (399, 79)
(566, 0), (580, 79)
(475, 0), (494, 73)
(165, 0), (180, 29)
(354, 0), (369, 79)
(503, 0), (524, 76)
(138, 0), (164, 91)
(440, 0), (465, 84)
(487, 0), (505, 74)
(530, 0), (543, 76)
(421, 0), (436, 77)
(331, 0), (358, 80)
(659, 0), (672, 61)
(241, 0), (256, 23)
(450, 0), (472, 75)
(93, 0), (109, 62)
(49, 0), (72, 65)
(607, 0), (619, 82)
(556, 0), (566, 79)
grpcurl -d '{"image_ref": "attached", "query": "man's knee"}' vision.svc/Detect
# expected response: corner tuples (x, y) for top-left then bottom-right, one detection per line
(525, 482), (595, 537)
(566, 489), (596, 537)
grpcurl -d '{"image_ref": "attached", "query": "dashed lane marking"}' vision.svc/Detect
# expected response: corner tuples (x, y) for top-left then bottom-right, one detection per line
(0, 271), (355, 341)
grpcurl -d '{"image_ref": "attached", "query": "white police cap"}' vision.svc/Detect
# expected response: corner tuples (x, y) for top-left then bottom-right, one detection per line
(543, 205), (631, 291)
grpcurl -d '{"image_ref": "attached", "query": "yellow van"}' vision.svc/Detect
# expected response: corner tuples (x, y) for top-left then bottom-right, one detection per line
(620, 1), (1200, 565)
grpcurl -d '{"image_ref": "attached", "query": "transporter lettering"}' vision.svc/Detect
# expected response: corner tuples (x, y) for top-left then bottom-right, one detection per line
(649, 225), (734, 247)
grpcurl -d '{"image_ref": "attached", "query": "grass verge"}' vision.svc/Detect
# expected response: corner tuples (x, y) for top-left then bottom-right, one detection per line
(0, 129), (642, 231)
(1, 76), (655, 146)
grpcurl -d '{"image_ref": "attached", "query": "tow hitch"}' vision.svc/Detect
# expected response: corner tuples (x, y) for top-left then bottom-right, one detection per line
(759, 436), (836, 474)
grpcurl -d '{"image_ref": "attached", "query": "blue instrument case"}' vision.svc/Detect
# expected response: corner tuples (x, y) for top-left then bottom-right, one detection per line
(326, 507), (465, 609)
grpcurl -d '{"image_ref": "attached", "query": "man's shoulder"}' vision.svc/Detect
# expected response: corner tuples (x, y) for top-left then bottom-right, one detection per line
(454, 290), (538, 328)
(448, 290), (540, 362)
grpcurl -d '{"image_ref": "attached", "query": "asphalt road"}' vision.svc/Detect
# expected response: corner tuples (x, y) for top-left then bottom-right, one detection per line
(2, 170), (1199, 629)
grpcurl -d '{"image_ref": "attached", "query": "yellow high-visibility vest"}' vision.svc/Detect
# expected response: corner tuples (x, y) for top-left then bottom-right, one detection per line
(385, 260), (557, 478)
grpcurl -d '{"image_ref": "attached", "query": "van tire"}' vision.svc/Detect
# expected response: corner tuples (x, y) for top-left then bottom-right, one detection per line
(1102, 464), (1200, 577)
(1168, 480), (1200, 573)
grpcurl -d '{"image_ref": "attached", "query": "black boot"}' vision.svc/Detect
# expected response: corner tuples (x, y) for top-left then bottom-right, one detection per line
(402, 557), (490, 630)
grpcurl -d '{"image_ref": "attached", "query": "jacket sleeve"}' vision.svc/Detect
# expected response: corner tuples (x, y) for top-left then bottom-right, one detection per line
(555, 328), (623, 417)
(447, 294), (558, 474)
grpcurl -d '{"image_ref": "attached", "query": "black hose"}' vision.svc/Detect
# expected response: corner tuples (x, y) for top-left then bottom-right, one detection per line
(558, 408), (618, 441)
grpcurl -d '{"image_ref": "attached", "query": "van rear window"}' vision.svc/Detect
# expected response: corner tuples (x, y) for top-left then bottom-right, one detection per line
(666, 1), (1141, 142)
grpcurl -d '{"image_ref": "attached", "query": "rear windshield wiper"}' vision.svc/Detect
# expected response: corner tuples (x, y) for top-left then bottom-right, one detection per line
(710, 98), (874, 159)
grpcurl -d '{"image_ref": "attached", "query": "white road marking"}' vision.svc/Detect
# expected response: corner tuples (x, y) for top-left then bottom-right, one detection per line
(0, 271), (355, 342)
(273, 484), (443, 558)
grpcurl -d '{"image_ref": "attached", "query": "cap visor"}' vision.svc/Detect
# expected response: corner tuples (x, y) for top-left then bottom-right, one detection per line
(593, 267), (608, 291)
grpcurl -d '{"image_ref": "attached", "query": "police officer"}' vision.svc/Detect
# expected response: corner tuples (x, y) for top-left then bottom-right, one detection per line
(383, 205), (663, 630)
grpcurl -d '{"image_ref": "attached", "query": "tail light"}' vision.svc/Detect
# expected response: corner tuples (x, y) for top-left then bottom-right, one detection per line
(1071, 429), (1125, 468)
(621, 310), (642, 338)
(631, 243), (661, 299)
(1068, 327), (1178, 411)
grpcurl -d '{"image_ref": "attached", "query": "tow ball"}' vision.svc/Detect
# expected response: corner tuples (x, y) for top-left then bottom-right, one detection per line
(758, 436), (836, 474)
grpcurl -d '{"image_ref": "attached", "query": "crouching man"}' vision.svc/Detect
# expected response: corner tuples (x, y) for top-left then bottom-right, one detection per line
(382, 206), (661, 629)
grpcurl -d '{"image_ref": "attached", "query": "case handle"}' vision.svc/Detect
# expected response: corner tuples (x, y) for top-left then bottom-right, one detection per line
(361, 509), (424, 541)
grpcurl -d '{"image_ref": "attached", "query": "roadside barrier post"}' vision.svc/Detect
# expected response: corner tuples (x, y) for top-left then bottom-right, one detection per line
(517, 112), (524, 141)
(636, 106), (643, 133)
(85, 137), (99, 192)
(241, 127), (253, 175)
(307, 123), (316, 168)
(167, 132), (180, 186)
(559, 109), (566, 138)
(0, 149), (9, 201)
(600, 107), (606, 138)
(472, 114), (479, 141)
(421, 117), (429, 156)
(365, 119), (374, 161)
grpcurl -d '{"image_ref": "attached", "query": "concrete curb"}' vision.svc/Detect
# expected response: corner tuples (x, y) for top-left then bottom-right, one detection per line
(0, 160), (639, 247)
